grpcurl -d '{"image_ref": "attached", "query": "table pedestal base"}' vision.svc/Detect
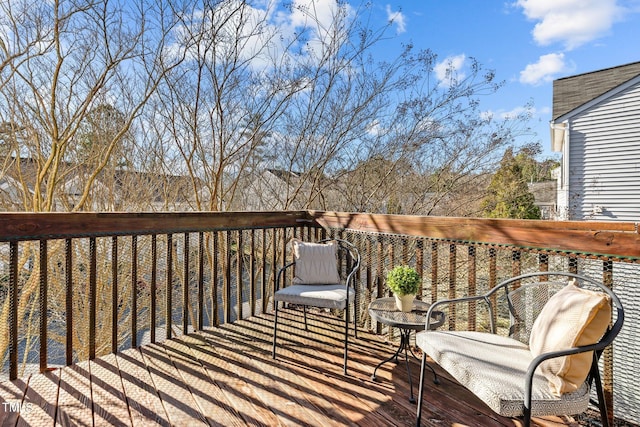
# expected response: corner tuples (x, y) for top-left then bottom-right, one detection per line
(371, 328), (438, 403)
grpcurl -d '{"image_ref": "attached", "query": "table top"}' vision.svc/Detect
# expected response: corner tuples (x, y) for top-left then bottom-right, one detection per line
(368, 297), (445, 331)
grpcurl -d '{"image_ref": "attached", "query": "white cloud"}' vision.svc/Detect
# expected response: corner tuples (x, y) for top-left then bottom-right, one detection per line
(482, 104), (550, 122)
(275, 0), (354, 60)
(386, 5), (406, 34)
(499, 106), (530, 120)
(287, 0), (344, 30)
(171, 1), (280, 70)
(434, 54), (466, 85)
(171, 0), (356, 72)
(366, 119), (382, 136)
(519, 52), (571, 85)
(516, 0), (624, 49)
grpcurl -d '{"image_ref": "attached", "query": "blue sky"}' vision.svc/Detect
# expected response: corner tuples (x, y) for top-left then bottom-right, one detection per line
(366, 0), (640, 158)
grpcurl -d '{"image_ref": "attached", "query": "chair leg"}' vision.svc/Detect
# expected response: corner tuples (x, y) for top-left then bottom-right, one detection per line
(303, 305), (308, 330)
(354, 293), (359, 339)
(272, 301), (279, 359)
(343, 319), (348, 375)
(522, 406), (531, 427)
(590, 356), (610, 427)
(523, 370), (533, 427)
(353, 303), (358, 339)
(343, 304), (349, 375)
(416, 352), (427, 426)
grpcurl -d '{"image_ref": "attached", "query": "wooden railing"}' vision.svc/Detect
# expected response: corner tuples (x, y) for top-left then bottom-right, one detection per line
(1, 211), (638, 424)
(311, 211), (639, 426)
(0, 211), (320, 381)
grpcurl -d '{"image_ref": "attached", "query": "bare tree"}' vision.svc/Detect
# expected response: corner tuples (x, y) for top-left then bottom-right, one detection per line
(0, 0), (184, 212)
(0, 0), (185, 373)
(144, 0), (303, 211)
(0, 0), (539, 375)
(330, 54), (534, 216)
(138, 1), (532, 215)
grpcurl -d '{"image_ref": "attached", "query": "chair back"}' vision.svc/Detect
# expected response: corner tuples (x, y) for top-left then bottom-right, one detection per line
(319, 238), (361, 286)
(504, 272), (624, 352)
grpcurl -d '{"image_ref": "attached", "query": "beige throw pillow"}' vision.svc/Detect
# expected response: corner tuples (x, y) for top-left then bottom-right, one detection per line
(529, 280), (611, 396)
(292, 239), (341, 285)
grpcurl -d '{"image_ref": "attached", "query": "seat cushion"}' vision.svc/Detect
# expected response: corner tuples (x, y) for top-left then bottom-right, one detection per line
(274, 284), (354, 309)
(416, 330), (590, 418)
(529, 281), (611, 396)
(291, 239), (341, 285)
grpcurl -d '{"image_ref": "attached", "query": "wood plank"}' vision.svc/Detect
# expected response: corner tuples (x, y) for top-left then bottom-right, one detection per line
(228, 313), (358, 426)
(114, 349), (170, 427)
(4, 210), (640, 260)
(56, 361), (93, 426)
(89, 354), (132, 427)
(270, 310), (508, 427)
(0, 376), (27, 425)
(187, 329), (286, 427)
(310, 211), (640, 259)
(0, 312), (594, 427)
(139, 343), (207, 426)
(244, 348), (354, 426)
(412, 365), (515, 426)
(216, 313), (347, 426)
(16, 370), (59, 426)
(161, 336), (250, 427)
(249, 309), (398, 426)
(0, 211), (310, 241)
(288, 316), (409, 426)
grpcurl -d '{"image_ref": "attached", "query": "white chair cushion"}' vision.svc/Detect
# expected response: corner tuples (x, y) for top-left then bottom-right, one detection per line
(416, 330), (590, 418)
(291, 239), (341, 285)
(274, 284), (354, 309)
(529, 281), (611, 396)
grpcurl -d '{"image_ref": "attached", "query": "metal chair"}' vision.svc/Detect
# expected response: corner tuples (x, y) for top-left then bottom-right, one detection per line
(415, 271), (624, 427)
(272, 238), (360, 375)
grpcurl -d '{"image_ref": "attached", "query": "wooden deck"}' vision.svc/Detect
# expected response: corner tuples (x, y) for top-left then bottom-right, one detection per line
(0, 309), (583, 427)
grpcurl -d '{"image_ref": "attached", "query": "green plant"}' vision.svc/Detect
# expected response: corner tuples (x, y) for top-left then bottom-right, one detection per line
(386, 265), (421, 296)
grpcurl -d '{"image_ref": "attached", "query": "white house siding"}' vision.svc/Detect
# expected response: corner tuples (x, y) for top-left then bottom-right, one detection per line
(579, 261), (640, 425)
(566, 81), (640, 221)
(562, 80), (640, 424)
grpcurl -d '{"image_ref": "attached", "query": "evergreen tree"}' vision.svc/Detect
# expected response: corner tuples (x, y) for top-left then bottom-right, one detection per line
(481, 148), (541, 219)
(514, 143), (560, 183)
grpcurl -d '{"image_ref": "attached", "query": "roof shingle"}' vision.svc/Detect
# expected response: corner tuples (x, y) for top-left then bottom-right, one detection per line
(552, 61), (640, 120)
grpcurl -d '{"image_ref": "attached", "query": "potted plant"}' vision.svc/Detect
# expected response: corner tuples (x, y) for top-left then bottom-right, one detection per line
(386, 265), (421, 312)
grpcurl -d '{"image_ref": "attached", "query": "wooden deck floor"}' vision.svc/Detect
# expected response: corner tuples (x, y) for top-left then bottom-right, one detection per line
(0, 309), (584, 427)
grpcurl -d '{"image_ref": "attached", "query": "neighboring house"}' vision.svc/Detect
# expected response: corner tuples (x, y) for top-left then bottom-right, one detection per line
(0, 157), (206, 212)
(239, 168), (310, 211)
(551, 63), (640, 426)
(527, 180), (557, 220)
(0, 174), (28, 211)
(550, 61), (640, 221)
(110, 169), (208, 212)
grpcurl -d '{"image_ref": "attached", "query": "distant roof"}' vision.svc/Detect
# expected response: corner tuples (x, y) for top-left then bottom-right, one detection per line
(552, 61), (640, 120)
(266, 168), (301, 180)
(527, 180), (557, 205)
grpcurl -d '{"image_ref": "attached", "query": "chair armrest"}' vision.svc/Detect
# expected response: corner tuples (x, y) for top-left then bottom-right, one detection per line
(529, 342), (604, 371)
(523, 341), (607, 413)
(274, 262), (295, 292)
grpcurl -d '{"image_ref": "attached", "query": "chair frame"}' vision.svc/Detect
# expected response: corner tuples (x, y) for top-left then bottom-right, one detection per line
(416, 271), (624, 427)
(272, 238), (361, 375)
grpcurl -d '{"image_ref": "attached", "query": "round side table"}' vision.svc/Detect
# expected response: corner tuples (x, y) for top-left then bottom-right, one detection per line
(368, 297), (445, 403)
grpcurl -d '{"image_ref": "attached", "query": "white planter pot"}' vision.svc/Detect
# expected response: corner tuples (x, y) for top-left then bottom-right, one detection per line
(394, 293), (415, 312)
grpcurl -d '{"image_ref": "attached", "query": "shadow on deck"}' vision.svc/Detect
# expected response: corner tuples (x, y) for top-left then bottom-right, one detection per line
(0, 309), (589, 426)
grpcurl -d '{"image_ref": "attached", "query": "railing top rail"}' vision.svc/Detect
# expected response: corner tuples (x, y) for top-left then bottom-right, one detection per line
(309, 211), (640, 261)
(2, 210), (640, 261)
(0, 211), (314, 241)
